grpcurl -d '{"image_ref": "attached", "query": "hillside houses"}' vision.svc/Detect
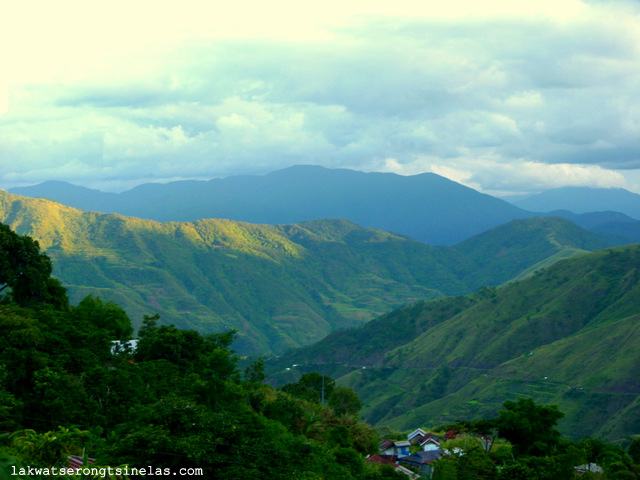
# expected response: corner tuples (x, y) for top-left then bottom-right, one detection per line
(379, 439), (411, 457)
(370, 428), (493, 478)
(407, 428), (427, 444)
(398, 451), (442, 477)
(371, 431), (442, 478)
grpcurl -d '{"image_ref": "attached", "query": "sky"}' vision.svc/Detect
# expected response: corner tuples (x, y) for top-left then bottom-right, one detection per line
(1, 0), (640, 196)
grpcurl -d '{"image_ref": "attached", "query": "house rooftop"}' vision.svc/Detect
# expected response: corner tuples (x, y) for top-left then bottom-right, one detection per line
(365, 454), (398, 465)
(399, 450), (442, 466)
(380, 439), (395, 450)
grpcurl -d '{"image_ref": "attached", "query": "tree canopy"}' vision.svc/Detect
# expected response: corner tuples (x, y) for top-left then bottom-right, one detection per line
(433, 398), (639, 480)
(2, 221), (638, 479)
(496, 397), (564, 457)
(0, 223), (397, 479)
(0, 223), (67, 308)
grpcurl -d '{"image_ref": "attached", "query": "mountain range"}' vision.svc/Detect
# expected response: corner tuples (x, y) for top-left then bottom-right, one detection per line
(8, 165), (533, 246)
(3, 166), (640, 442)
(0, 189), (614, 355)
(10, 165), (640, 246)
(510, 186), (640, 220)
(267, 242), (640, 442)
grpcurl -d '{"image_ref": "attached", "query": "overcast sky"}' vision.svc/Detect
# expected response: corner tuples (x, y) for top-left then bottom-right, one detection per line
(1, 0), (639, 195)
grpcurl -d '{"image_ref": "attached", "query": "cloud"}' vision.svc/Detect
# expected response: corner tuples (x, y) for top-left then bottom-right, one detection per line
(1, 0), (640, 193)
(431, 157), (628, 195)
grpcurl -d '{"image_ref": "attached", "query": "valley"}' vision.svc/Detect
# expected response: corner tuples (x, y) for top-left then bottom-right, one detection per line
(2, 168), (640, 443)
(268, 244), (640, 442)
(0, 189), (612, 355)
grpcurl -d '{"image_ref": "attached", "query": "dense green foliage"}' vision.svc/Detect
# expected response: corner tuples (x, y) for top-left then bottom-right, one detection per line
(2, 191), (639, 476)
(0, 191), (468, 355)
(430, 399), (640, 480)
(0, 223), (398, 479)
(496, 398), (565, 457)
(0, 223), (67, 308)
(1, 197), (639, 477)
(270, 242), (640, 443)
(0, 190), (611, 356)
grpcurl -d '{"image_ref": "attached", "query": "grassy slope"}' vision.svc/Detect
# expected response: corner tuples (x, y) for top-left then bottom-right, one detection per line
(453, 216), (608, 286)
(0, 192), (468, 354)
(269, 244), (640, 442)
(0, 191), (614, 358)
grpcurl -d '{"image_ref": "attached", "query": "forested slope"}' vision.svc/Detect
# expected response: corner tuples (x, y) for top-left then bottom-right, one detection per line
(0, 223), (397, 480)
(0, 191), (612, 355)
(269, 243), (640, 442)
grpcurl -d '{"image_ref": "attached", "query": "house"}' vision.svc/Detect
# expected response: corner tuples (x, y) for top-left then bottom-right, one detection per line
(380, 439), (411, 458)
(366, 454), (397, 466)
(398, 450), (442, 477)
(395, 464), (420, 479)
(407, 429), (444, 450)
(419, 434), (442, 452)
(407, 428), (427, 445)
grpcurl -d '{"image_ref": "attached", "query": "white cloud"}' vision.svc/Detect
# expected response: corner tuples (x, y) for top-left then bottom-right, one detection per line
(1, 0), (640, 194)
(502, 91), (544, 109)
(430, 165), (484, 191)
(432, 156), (628, 195)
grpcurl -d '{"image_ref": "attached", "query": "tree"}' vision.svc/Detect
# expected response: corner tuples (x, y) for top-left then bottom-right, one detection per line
(73, 295), (133, 340)
(628, 437), (640, 465)
(442, 418), (499, 453)
(497, 461), (539, 480)
(135, 315), (204, 367)
(328, 386), (362, 416)
(0, 364), (21, 431)
(280, 372), (335, 404)
(243, 357), (265, 383)
(496, 398), (564, 457)
(135, 314), (239, 384)
(6, 426), (90, 467)
(432, 456), (459, 480)
(498, 455), (575, 480)
(0, 223), (67, 308)
(3, 426), (132, 479)
(433, 437), (497, 480)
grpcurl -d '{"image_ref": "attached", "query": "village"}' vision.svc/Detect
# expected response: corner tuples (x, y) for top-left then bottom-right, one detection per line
(365, 428), (487, 478)
(366, 428), (604, 479)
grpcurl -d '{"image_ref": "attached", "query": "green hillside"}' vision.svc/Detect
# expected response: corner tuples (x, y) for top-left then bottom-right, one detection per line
(453, 216), (608, 286)
(0, 224), (391, 479)
(269, 244), (640, 442)
(0, 191), (467, 355)
(0, 190), (612, 356)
